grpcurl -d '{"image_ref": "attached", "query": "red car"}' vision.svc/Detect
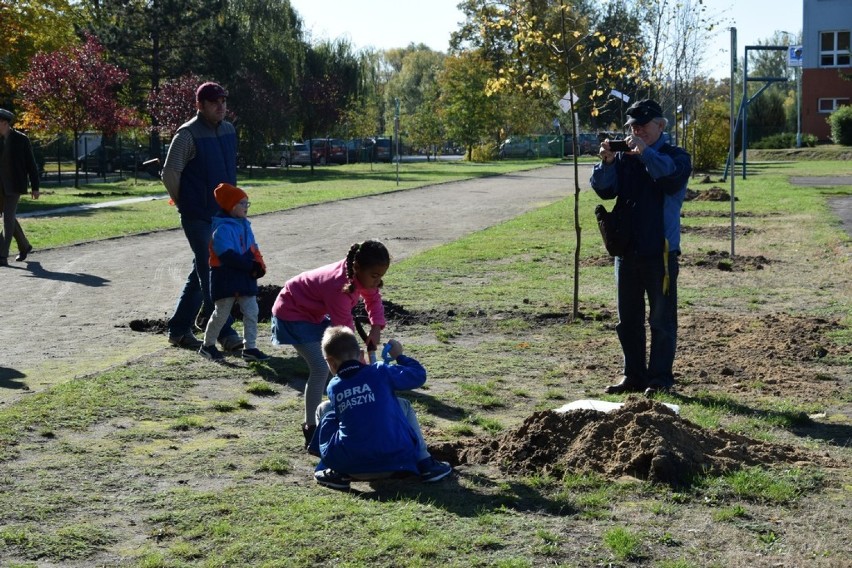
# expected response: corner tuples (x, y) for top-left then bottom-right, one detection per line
(310, 138), (347, 165)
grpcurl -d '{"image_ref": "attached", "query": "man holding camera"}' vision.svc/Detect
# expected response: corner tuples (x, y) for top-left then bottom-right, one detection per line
(590, 98), (692, 396)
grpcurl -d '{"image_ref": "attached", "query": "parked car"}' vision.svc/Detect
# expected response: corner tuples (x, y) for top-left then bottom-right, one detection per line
(498, 136), (561, 159)
(290, 142), (312, 166)
(562, 133), (602, 156)
(309, 138), (346, 165)
(262, 143), (291, 167)
(371, 137), (393, 162)
(77, 146), (147, 174)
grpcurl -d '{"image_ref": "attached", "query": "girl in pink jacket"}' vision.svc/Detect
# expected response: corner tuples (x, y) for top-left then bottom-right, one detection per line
(271, 240), (389, 448)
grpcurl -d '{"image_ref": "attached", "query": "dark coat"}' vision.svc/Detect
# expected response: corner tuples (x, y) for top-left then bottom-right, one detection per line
(0, 128), (40, 195)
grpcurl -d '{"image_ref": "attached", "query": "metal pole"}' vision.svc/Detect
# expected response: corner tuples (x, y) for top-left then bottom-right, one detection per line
(730, 27), (737, 258)
(741, 46), (748, 180)
(394, 98), (400, 185)
(796, 65), (802, 147)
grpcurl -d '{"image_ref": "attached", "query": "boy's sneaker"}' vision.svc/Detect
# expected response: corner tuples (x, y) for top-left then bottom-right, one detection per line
(242, 348), (270, 361)
(417, 457), (453, 483)
(168, 332), (202, 349)
(199, 344), (224, 361)
(314, 468), (351, 490)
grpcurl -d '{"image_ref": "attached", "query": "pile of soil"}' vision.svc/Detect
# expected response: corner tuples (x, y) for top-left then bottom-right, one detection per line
(686, 187), (735, 201)
(431, 398), (816, 486)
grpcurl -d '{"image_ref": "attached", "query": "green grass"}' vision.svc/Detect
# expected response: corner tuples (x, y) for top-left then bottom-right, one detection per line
(23, 160), (553, 249)
(0, 159), (850, 566)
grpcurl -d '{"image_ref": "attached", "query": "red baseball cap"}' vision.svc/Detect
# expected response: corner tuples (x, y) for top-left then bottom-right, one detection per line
(196, 82), (228, 103)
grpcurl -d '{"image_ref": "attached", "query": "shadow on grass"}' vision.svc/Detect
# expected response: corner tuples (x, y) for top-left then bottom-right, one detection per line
(408, 391), (469, 421)
(353, 470), (577, 517)
(667, 391), (852, 446)
(258, 354), (308, 392)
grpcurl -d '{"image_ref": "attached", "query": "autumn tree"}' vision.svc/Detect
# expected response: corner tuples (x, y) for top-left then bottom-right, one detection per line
(83, 0), (306, 156)
(19, 34), (136, 186)
(457, 0), (644, 319)
(0, 0), (79, 104)
(438, 51), (503, 159)
(406, 85), (446, 159)
(146, 73), (199, 143)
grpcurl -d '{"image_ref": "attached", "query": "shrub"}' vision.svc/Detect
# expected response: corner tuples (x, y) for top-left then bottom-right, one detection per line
(829, 105), (852, 145)
(751, 132), (817, 149)
(470, 142), (498, 162)
(691, 100), (730, 171)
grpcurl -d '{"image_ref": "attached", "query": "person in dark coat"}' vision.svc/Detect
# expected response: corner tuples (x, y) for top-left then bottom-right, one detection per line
(590, 99), (692, 396)
(0, 108), (40, 266)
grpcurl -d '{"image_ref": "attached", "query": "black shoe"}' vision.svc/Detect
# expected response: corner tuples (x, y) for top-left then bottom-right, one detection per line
(0, 257), (8, 267)
(15, 245), (33, 262)
(605, 376), (645, 394)
(314, 468), (351, 490)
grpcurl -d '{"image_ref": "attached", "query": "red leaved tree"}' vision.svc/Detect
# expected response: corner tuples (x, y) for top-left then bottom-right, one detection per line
(18, 34), (137, 186)
(146, 73), (201, 141)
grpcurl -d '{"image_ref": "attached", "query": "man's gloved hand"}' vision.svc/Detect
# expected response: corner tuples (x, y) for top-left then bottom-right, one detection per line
(251, 261), (266, 279)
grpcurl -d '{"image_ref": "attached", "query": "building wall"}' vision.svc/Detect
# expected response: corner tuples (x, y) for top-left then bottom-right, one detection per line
(802, 68), (851, 139)
(802, 0), (852, 141)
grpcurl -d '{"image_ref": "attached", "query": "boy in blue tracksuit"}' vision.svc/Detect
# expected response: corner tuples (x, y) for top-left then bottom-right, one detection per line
(310, 326), (452, 490)
(199, 183), (269, 362)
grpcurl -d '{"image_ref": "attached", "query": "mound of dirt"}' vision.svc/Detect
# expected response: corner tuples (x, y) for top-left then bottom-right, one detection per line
(430, 398), (815, 486)
(686, 187), (736, 201)
(682, 250), (771, 271)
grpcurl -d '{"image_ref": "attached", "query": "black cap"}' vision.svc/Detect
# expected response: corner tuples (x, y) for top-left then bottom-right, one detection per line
(0, 108), (14, 123)
(624, 99), (663, 126)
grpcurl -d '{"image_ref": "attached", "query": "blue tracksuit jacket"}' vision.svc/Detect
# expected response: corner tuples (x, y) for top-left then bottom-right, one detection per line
(313, 355), (427, 475)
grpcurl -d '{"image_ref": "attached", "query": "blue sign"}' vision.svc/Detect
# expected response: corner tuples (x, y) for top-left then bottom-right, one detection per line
(788, 45), (803, 67)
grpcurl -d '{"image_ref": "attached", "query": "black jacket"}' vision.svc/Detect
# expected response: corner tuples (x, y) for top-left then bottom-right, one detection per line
(0, 128), (40, 195)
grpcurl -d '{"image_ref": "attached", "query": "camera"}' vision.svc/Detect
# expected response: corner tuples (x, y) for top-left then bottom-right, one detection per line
(608, 140), (630, 152)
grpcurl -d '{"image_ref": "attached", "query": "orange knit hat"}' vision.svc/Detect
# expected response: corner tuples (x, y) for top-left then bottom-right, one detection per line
(214, 183), (248, 212)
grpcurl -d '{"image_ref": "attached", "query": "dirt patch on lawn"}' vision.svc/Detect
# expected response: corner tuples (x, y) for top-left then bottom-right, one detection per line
(430, 398), (820, 486)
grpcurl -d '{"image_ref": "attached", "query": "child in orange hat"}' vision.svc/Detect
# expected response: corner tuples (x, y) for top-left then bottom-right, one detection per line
(200, 183), (269, 362)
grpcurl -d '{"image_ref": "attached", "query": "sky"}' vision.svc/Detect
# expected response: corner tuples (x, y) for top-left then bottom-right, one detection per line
(288, 0), (804, 80)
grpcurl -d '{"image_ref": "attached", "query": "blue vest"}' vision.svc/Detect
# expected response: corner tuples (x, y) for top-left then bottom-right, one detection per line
(177, 115), (237, 221)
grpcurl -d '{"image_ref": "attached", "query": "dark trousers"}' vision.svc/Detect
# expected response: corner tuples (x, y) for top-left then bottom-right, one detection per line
(167, 215), (237, 340)
(0, 192), (29, 259)
(614, 252), (679, 387)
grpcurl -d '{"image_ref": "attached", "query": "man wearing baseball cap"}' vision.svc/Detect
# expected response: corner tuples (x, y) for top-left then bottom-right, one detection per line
(590, 98), (692, 396)
(0, 108), (40, 266)
(161, 81), (243, 351)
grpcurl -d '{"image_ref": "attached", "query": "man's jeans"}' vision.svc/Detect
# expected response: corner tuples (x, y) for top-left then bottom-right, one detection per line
(614, 252), (679, 387)
(168, 216), (237, 340)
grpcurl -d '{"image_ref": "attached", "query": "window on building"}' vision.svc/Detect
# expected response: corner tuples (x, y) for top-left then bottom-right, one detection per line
(820, 31), (851, 67)
(818, 98), (850, 113)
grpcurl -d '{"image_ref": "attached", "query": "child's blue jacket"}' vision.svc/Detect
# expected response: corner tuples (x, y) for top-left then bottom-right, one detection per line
(313, 355), (427, 475)
(208, 212), (265, 301)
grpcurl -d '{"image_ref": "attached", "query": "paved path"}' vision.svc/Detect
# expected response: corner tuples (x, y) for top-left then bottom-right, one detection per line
(0, 164), (582, 402)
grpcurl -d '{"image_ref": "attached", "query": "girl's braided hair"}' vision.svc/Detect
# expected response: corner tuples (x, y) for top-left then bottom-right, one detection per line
(344, 239), (390, 293)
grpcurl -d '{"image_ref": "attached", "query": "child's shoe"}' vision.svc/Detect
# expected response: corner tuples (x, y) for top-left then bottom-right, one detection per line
(314, 468), (351, 490)
(417, 457), (453, 483)
(242, 348), (270, 361)
(199, 344), (224, 361)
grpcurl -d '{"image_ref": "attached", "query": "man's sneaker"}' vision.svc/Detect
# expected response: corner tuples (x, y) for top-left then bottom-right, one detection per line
(168, 332), (202, 349)
(199, 344), (225, 361)
(417, 457), (453, 483)
(242, 348), (270, 361)
(219, 335), (245, 352)
(314, 468), (351, 490)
